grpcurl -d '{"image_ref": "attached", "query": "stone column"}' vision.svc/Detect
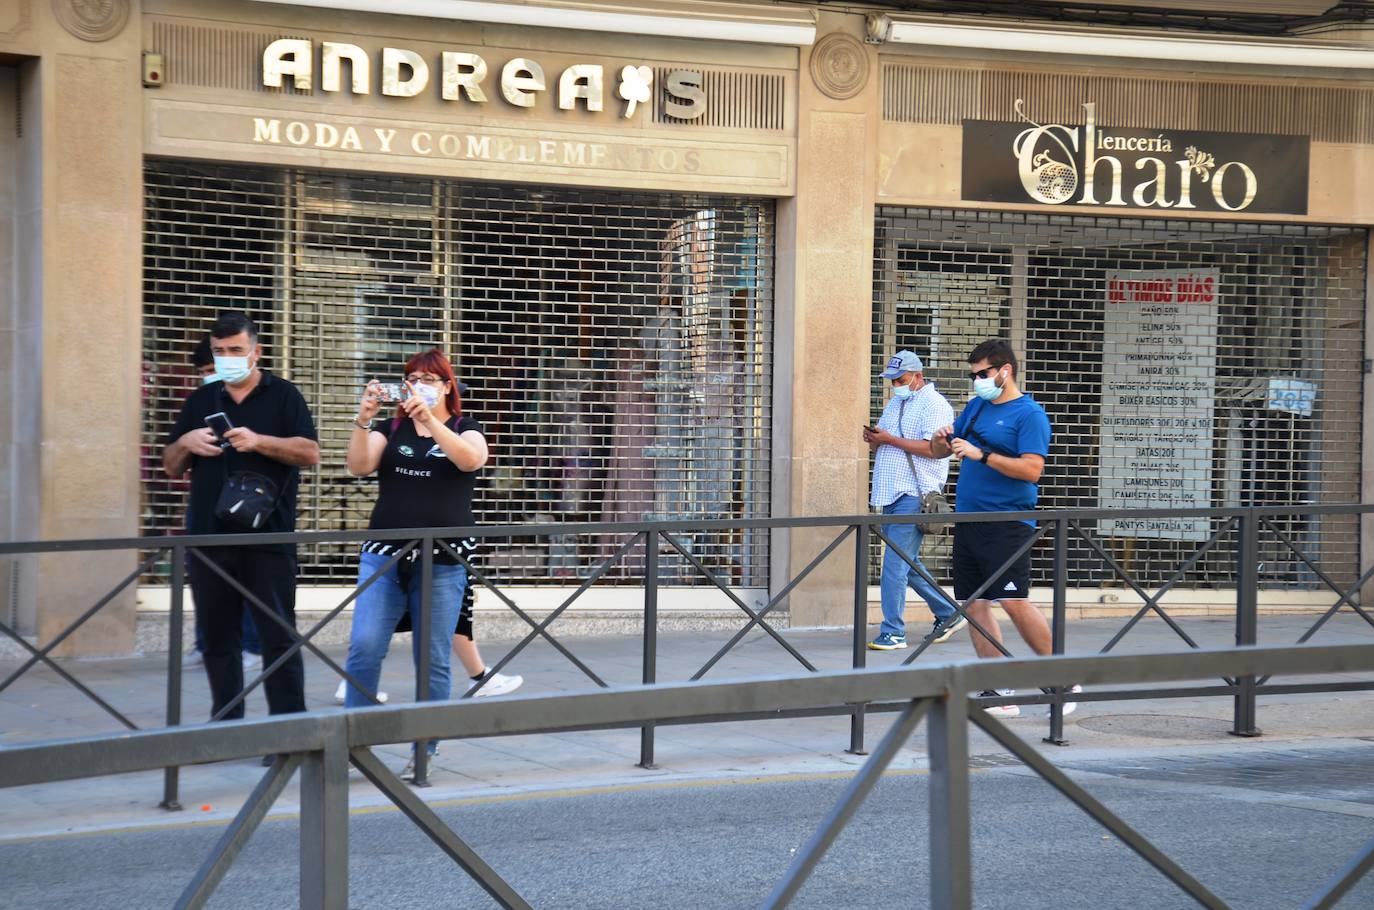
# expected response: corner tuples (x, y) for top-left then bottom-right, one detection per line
(779, 11), (880, 628)
(0, 2), (144, 655)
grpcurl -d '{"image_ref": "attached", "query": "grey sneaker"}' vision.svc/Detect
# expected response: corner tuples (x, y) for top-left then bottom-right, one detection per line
(929, 615), (968, 644)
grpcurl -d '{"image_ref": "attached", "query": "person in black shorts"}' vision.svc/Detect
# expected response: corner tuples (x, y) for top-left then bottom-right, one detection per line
(931, 339), (1077, 717)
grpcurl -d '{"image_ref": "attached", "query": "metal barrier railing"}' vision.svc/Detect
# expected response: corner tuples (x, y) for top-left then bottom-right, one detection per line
(2, 505), (1373, 806)
(1, 644), (1372, 910)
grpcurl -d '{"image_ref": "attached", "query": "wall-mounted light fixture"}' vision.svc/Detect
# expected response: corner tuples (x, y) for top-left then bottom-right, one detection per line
(879, 18), (1374, 70)
(246, 0), (816, 46)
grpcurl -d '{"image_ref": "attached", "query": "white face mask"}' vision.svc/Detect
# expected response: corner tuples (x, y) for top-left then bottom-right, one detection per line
(414, 383), (443, 409)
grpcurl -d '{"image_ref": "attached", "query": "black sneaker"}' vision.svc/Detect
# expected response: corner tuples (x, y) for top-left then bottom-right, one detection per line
(929, 616), (968, 644)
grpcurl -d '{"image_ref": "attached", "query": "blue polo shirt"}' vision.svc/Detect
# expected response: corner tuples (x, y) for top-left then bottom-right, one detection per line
(951, 394), (1051, 521)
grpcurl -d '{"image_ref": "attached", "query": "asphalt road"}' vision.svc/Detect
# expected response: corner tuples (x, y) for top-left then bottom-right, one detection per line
(3, 742), (1372, 910)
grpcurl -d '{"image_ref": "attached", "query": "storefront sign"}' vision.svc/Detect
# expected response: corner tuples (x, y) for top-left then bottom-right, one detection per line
(145, 100), (790, 193)
(263, 39), (707, 121)
(1098, 268), (1220, 541)
(962, 100), (1308, 214)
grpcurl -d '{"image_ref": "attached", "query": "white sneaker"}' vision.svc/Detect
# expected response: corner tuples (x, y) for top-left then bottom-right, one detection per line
(334, 679), (388, 704)
(242, 652), (261, 672)
(470, 669), (523, 698)
(978, 689), (1021, 718)
(185, 649), (204, 668)
(1062, 684), (1082, 717)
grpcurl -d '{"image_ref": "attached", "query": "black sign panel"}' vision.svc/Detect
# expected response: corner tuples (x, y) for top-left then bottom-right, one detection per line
(961, 106), (1309, 215)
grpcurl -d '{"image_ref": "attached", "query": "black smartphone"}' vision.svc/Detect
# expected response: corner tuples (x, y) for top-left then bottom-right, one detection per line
(204, 412), (234, 448)
(863, 425), (877, 434)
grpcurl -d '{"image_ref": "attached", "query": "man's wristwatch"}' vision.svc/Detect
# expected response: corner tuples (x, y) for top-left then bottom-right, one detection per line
(979, 449), (991, 464)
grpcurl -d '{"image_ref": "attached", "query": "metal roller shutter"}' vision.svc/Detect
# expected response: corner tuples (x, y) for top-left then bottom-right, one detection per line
(142, 161), (775, 586)
(872, 208), (1366, 591)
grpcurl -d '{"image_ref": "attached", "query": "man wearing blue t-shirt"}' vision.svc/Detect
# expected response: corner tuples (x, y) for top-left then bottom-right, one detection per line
(931, 339), (1075, 717)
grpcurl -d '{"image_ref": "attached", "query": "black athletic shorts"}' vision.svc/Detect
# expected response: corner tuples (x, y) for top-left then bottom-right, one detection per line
(952, 520), (1035, 601)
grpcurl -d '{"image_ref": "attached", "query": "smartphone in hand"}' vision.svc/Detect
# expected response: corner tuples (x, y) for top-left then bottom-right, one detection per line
(863, 425), (877, 434)
(375, 382), (411, 403)
(204, 412), (234, 448)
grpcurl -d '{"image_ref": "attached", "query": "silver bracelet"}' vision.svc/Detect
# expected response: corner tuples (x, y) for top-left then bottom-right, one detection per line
(353, 417), (372, 430)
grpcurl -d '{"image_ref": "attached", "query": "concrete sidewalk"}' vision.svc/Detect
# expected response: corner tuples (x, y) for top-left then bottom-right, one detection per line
(1, 613), (1372, 841)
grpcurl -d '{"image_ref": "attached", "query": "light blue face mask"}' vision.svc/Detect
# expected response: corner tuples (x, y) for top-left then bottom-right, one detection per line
(891, 377), (915, 400)
(201, 372), (220, 385)
(213, 354), (252, 385)
(973, 371), (1002, 401)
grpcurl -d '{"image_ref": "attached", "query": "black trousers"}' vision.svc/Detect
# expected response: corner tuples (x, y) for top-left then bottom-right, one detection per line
(189, 547), (306, 720)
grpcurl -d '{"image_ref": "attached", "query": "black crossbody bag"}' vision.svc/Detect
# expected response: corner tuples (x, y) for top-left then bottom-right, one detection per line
(210, 390), (281, 533)
(960, 399), (1019, 460)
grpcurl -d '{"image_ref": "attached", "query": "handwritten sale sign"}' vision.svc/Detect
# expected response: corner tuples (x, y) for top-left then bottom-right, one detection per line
(1098, 268), (1220, 541)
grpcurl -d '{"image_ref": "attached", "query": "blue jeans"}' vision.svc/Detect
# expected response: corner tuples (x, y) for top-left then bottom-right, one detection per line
(879, 494), (957, 638)
(344, 553), (466, 739)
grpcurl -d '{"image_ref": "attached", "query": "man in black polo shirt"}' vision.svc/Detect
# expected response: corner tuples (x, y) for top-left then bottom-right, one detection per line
(163, 312), (320, 720)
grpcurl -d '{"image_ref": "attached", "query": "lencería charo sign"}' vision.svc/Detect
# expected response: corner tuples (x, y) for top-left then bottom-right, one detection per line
(262, 39), (707, 121)
(962, 99), (1309, 215)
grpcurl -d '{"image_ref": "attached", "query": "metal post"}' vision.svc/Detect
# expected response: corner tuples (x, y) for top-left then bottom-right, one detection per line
(414, 536), (434, 784)
(162, 544), (185, 810)
(849, 522), (869, 755)
(639, 532), (658, 769)
(1046, 518), (1070, 746)
(928, 682), (973, 910)
(300, 723), (349, 910)
(1232, 509), (1261, 737)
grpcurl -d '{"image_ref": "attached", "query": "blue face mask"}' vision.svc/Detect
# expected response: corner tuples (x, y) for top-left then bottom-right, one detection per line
(213, 354), (252, 385)
(891, 377), (916, 400)
(201, 372), (220, 385)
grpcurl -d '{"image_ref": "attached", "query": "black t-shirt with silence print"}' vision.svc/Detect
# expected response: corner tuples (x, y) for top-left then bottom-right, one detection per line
(364, 414), (485, 559)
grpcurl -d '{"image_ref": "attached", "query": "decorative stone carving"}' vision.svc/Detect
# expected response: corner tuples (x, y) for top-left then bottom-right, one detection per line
(809, 32), (869, 101)
(52, 0), (129, 42)
(1, 0), (33, 41)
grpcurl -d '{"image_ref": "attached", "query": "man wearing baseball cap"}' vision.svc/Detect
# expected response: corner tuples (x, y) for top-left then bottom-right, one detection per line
(863, 349), (963, 650)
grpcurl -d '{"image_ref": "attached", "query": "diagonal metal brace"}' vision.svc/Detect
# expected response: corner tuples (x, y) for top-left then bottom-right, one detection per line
(899, 523), (1042, 666)
(1071, 522), (1207, 655)
(1300, 834), (1374, 910)
(1263, 518), (1374, 639)
(437, 537), (606, 695)
(971, 708), (1230, 909)
(0, 550), (163, 728)
(175, 753), (301, 909)
(192, 548), (388, 720)
(351, 747), (533, 910)
(674, 527), (845, 679)
(1097, 519), (1234, 656)
(760, 698), (930, 909)
(475, 533), (647, 689)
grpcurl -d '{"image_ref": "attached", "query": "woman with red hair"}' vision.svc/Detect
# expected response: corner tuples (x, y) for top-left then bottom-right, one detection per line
(341, 348), (505, 776)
